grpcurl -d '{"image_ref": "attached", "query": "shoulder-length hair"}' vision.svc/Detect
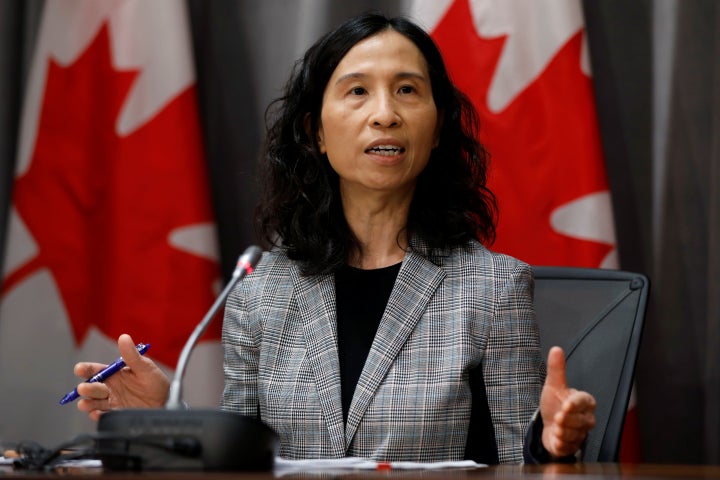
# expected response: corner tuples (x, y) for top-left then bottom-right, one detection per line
(256, 12), (497, 276)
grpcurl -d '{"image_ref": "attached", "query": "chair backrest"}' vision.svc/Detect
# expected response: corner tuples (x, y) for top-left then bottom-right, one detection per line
(532, 266), (649, 462)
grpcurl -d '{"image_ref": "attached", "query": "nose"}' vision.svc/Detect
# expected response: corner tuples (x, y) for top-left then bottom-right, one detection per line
(369, 93), (400, 128)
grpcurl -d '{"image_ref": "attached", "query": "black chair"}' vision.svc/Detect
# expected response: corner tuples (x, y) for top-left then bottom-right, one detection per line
(532, 266), (649, 462)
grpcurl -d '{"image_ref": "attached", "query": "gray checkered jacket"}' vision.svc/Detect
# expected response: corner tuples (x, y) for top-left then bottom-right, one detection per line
(221, 238), (543, 463)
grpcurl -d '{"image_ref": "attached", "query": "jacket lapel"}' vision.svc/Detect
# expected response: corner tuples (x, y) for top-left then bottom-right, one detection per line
(291, 265), (346, 457)
(344, 249), (446, 445)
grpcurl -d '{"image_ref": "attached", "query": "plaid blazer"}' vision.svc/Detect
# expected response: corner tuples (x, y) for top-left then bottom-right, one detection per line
(221, 238), (544, 463)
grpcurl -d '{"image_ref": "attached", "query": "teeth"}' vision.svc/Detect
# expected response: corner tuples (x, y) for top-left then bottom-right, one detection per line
(368, 145), (402, 156)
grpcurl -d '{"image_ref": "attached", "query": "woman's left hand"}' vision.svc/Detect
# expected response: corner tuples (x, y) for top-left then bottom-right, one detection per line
(540, 346), (597, 458)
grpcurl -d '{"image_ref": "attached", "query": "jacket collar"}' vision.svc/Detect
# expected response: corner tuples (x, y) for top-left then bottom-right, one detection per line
(290, 266), (347, 456)
(344, 246), (446, 446)
(289, 244), (447, 454)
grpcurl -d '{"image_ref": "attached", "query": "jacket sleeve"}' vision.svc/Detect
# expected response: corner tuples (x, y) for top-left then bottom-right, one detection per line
(482, 260), (545, 464)
(220, 280), (261, 418)
(523, 411), (579, 464)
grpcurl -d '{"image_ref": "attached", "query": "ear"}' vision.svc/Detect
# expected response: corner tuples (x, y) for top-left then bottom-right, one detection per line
(304, 113), (326, 154)
(317, 128), (326, 154)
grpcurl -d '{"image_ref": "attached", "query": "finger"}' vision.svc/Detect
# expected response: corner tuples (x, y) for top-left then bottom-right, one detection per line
(88, 410), (105, 422)
(553, 441), (584, 458)
(552, 413), (595, 438)
(551, 425), (586, 446)
(545, 346), (567, 390)
(554, 410), (596, 430)
(553, 394), (596, 429)
(77, 381), (111, 400)
(554, 434), (585, 454)
(77, 397), (111, 414)
(547, 431), (584, 457)
(546, 438), (577, 458)
(117, 333), (153, 373)
(561, 391), (597, 414)
(74, 362), (109, 379)
(117, 333), (139, 363)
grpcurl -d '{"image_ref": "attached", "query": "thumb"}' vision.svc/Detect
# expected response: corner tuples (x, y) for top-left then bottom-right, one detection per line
(117, 333), (145, 370)
(545, 346), (568, 390)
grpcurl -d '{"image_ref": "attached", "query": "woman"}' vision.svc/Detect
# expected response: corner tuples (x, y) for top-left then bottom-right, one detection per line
(74, 12), (595, 464)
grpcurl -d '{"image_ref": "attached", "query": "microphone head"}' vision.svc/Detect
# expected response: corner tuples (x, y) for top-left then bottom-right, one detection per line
(235, 245), (263, 276)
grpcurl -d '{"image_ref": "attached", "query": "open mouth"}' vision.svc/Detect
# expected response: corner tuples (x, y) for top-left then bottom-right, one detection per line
(366, 145), (406, 156)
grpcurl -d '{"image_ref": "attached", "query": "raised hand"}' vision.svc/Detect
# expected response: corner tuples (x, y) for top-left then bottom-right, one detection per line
(540, 346), (597, 458)
(74, 334), (170, 421)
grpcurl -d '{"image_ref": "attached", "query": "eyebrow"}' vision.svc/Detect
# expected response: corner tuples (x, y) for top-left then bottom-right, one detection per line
(334, 71), (428, 85)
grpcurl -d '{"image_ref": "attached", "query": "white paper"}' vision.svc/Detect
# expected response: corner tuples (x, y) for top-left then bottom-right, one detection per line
(274, 456), (485, 474)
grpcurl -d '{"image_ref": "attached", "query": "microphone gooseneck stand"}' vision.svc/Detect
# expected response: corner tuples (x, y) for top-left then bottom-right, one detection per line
(97, 246), (279, 471)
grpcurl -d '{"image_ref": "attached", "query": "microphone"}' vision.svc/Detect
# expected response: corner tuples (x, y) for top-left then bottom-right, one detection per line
(97, 246), (278, 472)
(165, 245), (262, 410)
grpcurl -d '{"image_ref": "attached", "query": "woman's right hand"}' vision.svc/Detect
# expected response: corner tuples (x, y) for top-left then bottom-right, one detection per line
(74, 333), (170, 421)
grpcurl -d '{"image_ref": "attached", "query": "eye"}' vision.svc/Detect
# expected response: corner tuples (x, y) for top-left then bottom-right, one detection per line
(398, 85), (416, 95)
(349, 86), (366, 96)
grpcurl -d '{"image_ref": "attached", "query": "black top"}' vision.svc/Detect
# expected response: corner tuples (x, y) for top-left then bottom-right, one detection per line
(335, 263), (400, 422)
(334, 263), (499, 464)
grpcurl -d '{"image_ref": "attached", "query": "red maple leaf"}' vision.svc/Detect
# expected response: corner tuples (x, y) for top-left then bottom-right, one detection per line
(2, 24), (219, 366)
(432, 0), (613, 267)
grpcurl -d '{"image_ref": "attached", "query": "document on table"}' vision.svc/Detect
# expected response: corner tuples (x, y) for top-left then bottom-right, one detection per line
(274, 457), (486, 474)
(0, 456), (102, 469)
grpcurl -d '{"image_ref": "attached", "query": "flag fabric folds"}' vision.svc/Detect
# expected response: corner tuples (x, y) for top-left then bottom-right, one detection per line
(0, 0), (221, 447)
(409, 0), (639, 461)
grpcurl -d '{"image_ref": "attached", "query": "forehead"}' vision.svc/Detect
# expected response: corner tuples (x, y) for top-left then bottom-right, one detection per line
(330, 29), (430, 80)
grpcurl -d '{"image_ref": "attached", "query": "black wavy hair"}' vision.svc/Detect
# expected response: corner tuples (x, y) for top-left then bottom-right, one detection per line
(256, 12), (497, 276)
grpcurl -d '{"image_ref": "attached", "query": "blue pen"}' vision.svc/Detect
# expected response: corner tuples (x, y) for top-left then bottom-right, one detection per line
(59, 343), (150, 405)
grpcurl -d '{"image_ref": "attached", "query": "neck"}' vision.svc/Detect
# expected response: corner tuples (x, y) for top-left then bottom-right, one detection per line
(349, 240), (406, 269)
(341, 190), (411, 270)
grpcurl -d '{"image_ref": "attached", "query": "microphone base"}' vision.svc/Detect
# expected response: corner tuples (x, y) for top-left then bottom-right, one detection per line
(97, 409), (278, 471)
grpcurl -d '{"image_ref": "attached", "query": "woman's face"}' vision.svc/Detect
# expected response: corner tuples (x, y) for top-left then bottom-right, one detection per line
(317, 29), (439, 200)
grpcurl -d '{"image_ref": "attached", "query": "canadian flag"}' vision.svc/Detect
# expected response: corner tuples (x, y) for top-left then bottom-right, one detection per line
(0, 0), (222, 447)
(409, 0), (639, 462)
